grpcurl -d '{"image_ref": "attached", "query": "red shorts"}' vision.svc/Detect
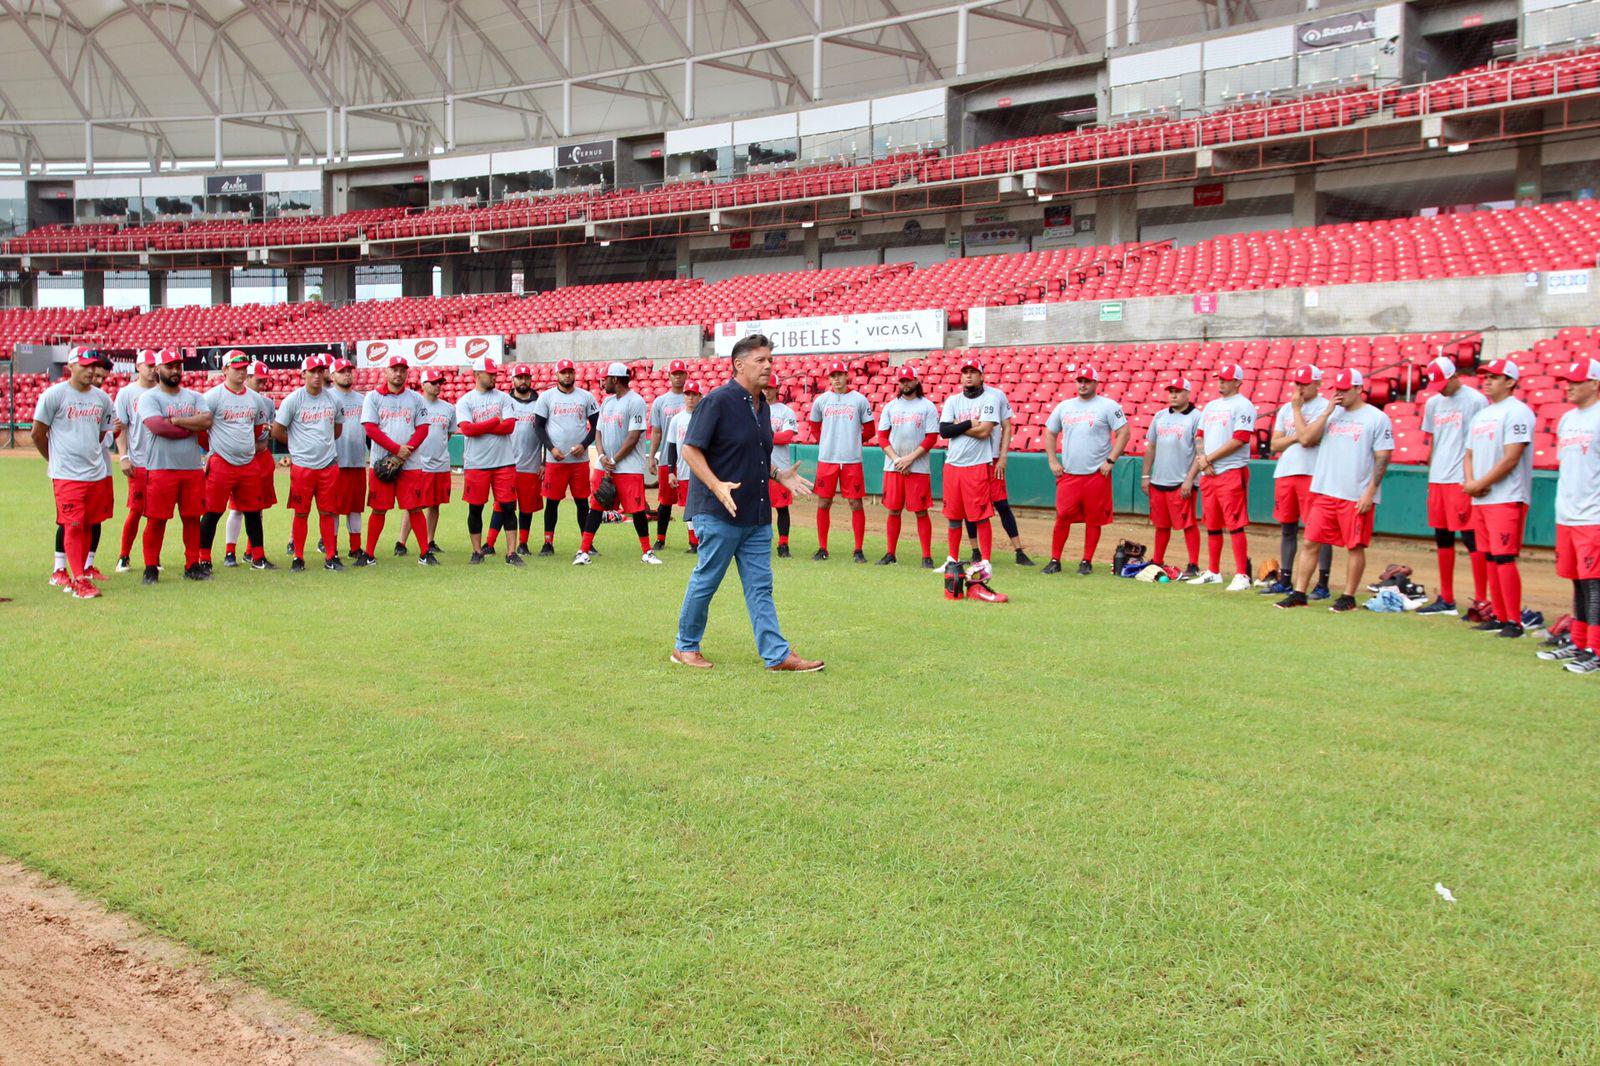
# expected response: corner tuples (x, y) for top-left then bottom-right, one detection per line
(367, 467), (430, 512)
(1147, 484), (1197, 530)
(768, 477), (794, 509)
(335, 466), (366, 514)
(1426, 481), (1474, 531)
(882, 471), (933, 512)
(542, 461), (593, 501)
(815, 461), (866, 500)
(52, 479), (107, 526)
(1556, 523), (1600, 579)
(426, 471), (454, 507)
(656, 473), (677, 506)
(463, 466), (517, 506)
(1273, 474), (1313, 525)
(1201, 466), (1251, 531)
(677, 479), (690, 507)
(1055, 471), (1114, 525)
(989, 469), (1011, 503)
(591, 471), (646, 514)
(1306, 493), (1375, 549)
(206, 454), (261, 513)
(254, 452), (278, 508)
(288, 462), (340, 514)
(90, 476), (114, 525)
(1473, 502), (1528, 556)
(124, 466), (149, 518)
(516, 472), (543, 512)
(145, 469), (206, 521)
(943, 464), (996, 522)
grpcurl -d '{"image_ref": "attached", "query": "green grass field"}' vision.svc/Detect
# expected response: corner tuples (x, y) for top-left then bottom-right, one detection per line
(1, 455), (1596, 1062)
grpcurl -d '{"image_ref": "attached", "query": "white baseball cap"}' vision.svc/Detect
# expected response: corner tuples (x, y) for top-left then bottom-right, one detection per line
(605, 361), (630, 377)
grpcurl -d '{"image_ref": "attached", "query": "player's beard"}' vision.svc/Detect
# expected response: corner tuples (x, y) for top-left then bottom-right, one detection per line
(513, 387), (533, 399)
(962, 385), (983, 398)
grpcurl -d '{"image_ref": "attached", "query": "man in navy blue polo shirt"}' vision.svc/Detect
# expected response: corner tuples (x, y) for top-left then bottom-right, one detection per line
(672, 335), (824, 672)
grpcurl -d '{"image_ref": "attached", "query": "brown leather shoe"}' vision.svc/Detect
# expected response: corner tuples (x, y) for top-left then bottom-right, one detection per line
(767, 652), (824, 672)
(670, 649), (714, 669)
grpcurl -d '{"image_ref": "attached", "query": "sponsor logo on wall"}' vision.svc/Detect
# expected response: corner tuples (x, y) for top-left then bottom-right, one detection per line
(355, 336), (505, 367)
(712, 310), (947, 356)
(1296, 9), (1376, 50)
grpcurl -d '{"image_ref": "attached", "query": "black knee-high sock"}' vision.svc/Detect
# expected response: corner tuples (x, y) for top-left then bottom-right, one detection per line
(519, 510), (533, 535)
(55, 525), (65, 552)
(1585, 579), (1600, 639)
(200, 511), (222, 554)
(488, 509), (503, 533)
(90, 524), (102, 552)
(467, 503), (485, 536)
(777, 507), (790, 539)
(965, 520), (978, 541)
(575, 498), (591, 531)
(583, 505), (605, 535)
(1317, 543), (1333, 585)
(656, 503), (673, 540)
(1279, 522), (1299, 580)
(633, 512), (650, 542)
(244, 511), (264, 553)
(994, 501), (1020, 540)
(544, 501), (560, 536)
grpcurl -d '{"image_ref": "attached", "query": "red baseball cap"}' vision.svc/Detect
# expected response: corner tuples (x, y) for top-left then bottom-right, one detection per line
(74, 349), (110, 368)
(156, 348), (184, 366)
(555, 358), (576, 372)
(1216, 363), (1245, 381)
(386, 354), (409, 368)
(1291, 365), (1323, 385)
(668, 359), (688, 373)
(1076, 365), (1101, 382)
(685, 380), (704, 394)
(470, 355), (498, 374)
(301, 354), (327, 371)
(1166, 377), (1193, 392)
(223, 351), (250, 368)
(959, 357), (985, 373)
(897, 364), (920, 381)
(248, 360), (270, 377)
(1424, 356), (1457, 384)
(1563, 358), (1600, 383)
(511, 362), (535, 377)
(420, 368), (446, 384)
(136, 349), (159, 366)
(826, 360), (849, 375)
(1332, 368), (1365, 390)
(767, 372), (781, 387)
(329, 357), (356, 373)
(1481, 358), (1521, 381)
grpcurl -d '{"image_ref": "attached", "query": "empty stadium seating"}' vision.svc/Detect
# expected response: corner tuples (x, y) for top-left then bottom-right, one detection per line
(0, 307), (132, 358)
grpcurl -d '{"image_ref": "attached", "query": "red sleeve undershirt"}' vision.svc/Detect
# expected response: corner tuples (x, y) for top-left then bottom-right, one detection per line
(771, 429), (796, 445)
(861, 422), (876, 444)
(921, 432), (939, 452)
(143, 415), (188, 440)
(363, 421), (428, 453)
(1232, 430), (1252, 443)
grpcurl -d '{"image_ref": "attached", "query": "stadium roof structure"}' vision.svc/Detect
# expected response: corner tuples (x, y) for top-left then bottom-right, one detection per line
(0, 0), (1296, 172)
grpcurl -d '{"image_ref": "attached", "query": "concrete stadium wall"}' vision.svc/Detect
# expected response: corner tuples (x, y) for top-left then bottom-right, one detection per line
(515, 326), (701, 364)
(970, 272), (1600, 351)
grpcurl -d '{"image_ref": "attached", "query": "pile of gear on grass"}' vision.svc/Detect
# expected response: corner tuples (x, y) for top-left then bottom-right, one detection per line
(941, 559), (1008, 603)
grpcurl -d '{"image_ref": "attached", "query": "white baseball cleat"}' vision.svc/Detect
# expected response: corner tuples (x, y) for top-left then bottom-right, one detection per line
(572, 551), (591, 566)
(1225, 573), (1253, 592)
(1193, 570), (1223, 585)
(641, 550), (663, 565)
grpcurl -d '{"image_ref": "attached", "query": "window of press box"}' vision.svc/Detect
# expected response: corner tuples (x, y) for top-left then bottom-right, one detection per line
(205, 192), (264, 219)
(556, 161), (613, 189)
(267, 189), (322, 217)
(1524, 0), (1600, 50)
(801, 128), (871, 166)
(1297, 40), (1384, 88)
(0, 199), (24, 237)
(430, 176), (489, 206)
(667, 147), (733, 179)
(1205, 57), (1298, 108)
(141, 195), (203, 221)
(735, 138), (799, 172)
(76, 197), (133, 223)
(871, 116), (946, 158)
(493, 169), (555, 200)
(1109, 72), (1201, 117)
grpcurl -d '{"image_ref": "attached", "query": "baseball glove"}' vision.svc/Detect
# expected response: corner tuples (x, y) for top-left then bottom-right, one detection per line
(373, 454), (406, 482)
(592, 473), (619, 510)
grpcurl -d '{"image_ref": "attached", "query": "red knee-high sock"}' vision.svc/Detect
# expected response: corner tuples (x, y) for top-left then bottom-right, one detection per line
(142, 519), (166, 568)
(319, 513), (338, 560)
(1152, 527), (1171, 565)
(1207, 531), (1223, 573)
(63, 521), (89, 579)
(1484, 559), (1505, 621)
(1572, 618), (1590, 652)
(639, 532), (652, 553)
(364, 512), (387, 556)
(519, 524), (531, 547)
(292, 513), (310, 559)
(181, 518), (201, 568)
(1184, 526), (1201, 567)
(348, 531), (361, 554)
(947, 524), (963, 560)
(1437, 547), (1456, 603)
(119, 510), (141, 558)
(409, 511), (429, 552)
(484, 521), (501, 548)
(1230, 530), (1250, 575)
(1082, 525), (1102, 562)
(916, 513), (932, 558)
(1050, 517), (1070, 562)
(977, 520), (993, 561)
(1469, 551), (1489, 602)
(580, 528), (596, 553)
(687, 526), (699, 547)
(885, 513), (902, 555)
(851, 508), (866, 551)
(817, 508), (831, 551)
(1497, 559), (1522, 622)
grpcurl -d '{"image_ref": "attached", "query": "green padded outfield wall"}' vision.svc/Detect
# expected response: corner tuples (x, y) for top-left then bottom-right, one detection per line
(788, 446), (1559, 548)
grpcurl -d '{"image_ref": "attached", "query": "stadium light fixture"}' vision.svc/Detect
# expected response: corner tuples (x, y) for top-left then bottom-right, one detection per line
(1447, 142), (1470, 154)
(800, 220), (814, 228)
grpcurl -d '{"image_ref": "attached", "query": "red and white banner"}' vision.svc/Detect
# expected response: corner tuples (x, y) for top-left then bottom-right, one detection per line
(355, 335), (504, 368)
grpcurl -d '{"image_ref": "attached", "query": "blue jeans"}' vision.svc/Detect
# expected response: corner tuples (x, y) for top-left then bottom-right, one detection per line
(675, 512), (790, 667)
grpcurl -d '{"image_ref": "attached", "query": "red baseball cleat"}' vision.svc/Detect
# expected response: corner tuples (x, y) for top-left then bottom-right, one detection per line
(67, 577), (102, 599)
(82, 565), (106, 581)
(49, 568), (71, 588)
(966, 581), (1009, 604)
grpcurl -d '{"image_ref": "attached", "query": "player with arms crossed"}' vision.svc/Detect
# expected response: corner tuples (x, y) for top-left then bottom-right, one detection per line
(576, 362), (658, 566)
(962, 363), (1035, 566)
(939, 359), (1002, 575)
(648, 359), (691, 550)
(534, 359), (600, 554)
(1141, 377), (1203, 578)
(198, 352), (270, 573)
(222, 360), (281, 569)
(1266, 365), (1334, 598)
(1188, 363), (1258, 590)
(136, 350), (213, 584)
(808, 361), (875, 562)
(1275, 369), (1393, 613)
(112, 349), (159, 573)
(764, 375), (799, 557)
(271, 355), (344, 571)
(876, 364), (940, 566)
(361, 354), (437, 565)
(455, 356), (520, 564)
(1042, 366), (1129, 575)
(1416, 356), (1491, 618)
(32, 350), (115, 598)
(487, 363), (542, 560)
(1547, 358), (1600, 671)
(1462, 359), (1537, 637)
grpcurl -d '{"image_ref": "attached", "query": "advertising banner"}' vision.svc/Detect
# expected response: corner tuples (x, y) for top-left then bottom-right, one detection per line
(356, 335), (504, 368)
(713, 310), (946, 356)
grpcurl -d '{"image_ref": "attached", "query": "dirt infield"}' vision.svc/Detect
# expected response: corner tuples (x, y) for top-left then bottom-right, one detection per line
(0, 861), (382, 1066)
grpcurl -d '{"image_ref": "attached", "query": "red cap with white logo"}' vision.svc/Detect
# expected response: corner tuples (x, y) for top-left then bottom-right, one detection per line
(668, 359), (688, 373)
(1166, 377), (1193, 392)
(156, 348), (184, 366)
(1562, 358), (1600, 383)
(555, 359), (576, 372)
(1291, 365), (1323, 385)
(248, 360), (270, 377)
(1425, 356), (1457, 384)
(1076, 365), (1102, 383)
(897, 364), (920, 380)
(470, 355), (498, 374)
(386, 354), (409, 368)
(330, 357), (356, 373)
(959, 357), (985, 373)
(685, 380), (704, 394)
(1217, 363), (1245, 381)
(511, 363), (535, 377)
(1481, 358), (1521, 381)
(826, 360), (849, 375)
(421, 368), (446, 384)
(1332, 368), (1365, 390)
(300, 354), (326, 372)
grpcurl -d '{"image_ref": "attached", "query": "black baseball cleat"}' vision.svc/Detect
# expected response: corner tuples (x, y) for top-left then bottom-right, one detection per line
(394, 541), (408, 557)
(482, 542), (498, 556)
(1040, 560), (1062, 574)
(516, 543), (530, 556)
(1014, 550), (1035, 566)
(812, 548), (829, 561)
(969, 548), (982, 564)
(290, 558), (306, 572)
(429, 541), (443, 554)
(921, 556), (936, 569)
(418, 551), (441, 566)
(876, 553), (897, 565)
(1179, 563), (1200, 582)
(1329, 595), (1358, 613)
(777, 544), (791, 558)
(506, 551), (525, 567)
(141, 565), (160, 585)
(182, 564), (208, 581)
(223, 552), (239, 568)
(251, 556), (278, 571)
(653, 539), (667, 552)
(1275, 590), (1308, 609)
(197, 560), (213, 576)
(1498, 622), (1526, 638)
(316, 538), (325, 553)
(116, 555), (132, 572)
(1473, 619), (1504, 633)
(469, 550), (485, 565)
(1076, 560), (1093, 576)
(324, 557), (346, 572)
(285, 539), (295, 556)
(536, 542), (552, 556)
(352, 552), (371, 567)
(685, 543), (699, 554)
(852, 550), (868, 564)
